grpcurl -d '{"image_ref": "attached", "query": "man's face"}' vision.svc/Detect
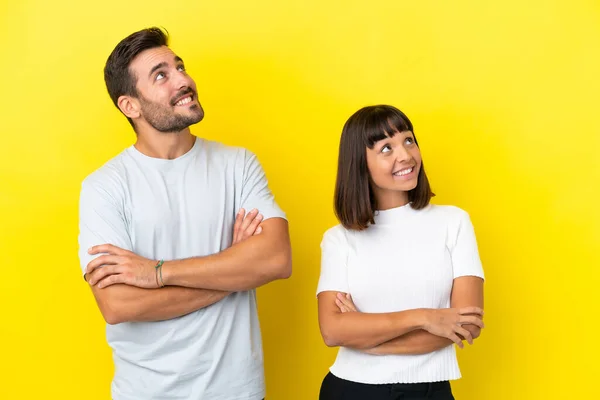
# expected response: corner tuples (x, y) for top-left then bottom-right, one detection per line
(129, 46), (204, 133)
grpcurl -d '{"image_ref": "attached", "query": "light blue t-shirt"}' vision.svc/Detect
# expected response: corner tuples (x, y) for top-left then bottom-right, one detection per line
(78, 137), (285, 400)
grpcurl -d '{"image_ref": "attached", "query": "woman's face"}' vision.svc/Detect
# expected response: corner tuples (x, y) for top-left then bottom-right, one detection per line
(365, 130), (422, 210)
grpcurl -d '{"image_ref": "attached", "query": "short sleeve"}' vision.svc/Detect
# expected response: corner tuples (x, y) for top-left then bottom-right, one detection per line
(316, 226), (350, 296)
(449, 210), (485, 280)
(78, 175), (133, 276)
(240, 150), (286, 221)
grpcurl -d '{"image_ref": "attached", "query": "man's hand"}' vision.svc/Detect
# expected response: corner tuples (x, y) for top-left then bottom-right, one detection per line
(86, 208), (264, 289)
(232, 208), (263, 245)
(85, 245), (157, 289)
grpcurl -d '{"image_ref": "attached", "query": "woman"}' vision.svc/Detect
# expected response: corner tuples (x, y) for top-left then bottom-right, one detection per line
(317, 105), (485, 400)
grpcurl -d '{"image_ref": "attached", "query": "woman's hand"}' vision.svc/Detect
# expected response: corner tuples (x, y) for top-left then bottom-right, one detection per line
(335, 293), (484, 349)
(335, 292), (358, 312)
(422, 307), (484, 348)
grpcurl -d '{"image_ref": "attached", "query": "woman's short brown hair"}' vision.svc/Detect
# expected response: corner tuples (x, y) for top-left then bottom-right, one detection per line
(334, 105), (434, 231)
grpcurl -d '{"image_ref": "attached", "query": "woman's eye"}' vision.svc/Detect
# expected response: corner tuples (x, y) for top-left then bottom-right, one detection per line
(381, 144), (391, 153)
(405, 137), (414, 145)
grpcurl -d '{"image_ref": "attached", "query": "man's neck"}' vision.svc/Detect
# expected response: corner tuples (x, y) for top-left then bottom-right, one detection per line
(134, 129), (196, 160)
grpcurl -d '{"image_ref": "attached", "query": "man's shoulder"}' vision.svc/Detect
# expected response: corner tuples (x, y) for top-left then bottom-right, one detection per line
(199, 139), (264, 175)
(81, 150), (130, 193)
(200, 138), (251, 160)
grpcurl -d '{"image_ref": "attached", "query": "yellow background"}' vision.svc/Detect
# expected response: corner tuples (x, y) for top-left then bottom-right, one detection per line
(1, 0), (599, 398)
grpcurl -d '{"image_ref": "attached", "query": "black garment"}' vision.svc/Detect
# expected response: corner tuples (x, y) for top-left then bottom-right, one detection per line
(319, 372), (455, 400)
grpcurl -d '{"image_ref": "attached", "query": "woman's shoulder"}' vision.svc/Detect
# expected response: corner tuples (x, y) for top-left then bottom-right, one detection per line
(422, 204), (471, 225)
(322, 223), (346, 239)
(321, 223), (356, 246)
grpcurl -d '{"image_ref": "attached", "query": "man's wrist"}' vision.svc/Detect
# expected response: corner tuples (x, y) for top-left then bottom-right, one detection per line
(161, 261), (171, 286)
(154, 259), (165, 288)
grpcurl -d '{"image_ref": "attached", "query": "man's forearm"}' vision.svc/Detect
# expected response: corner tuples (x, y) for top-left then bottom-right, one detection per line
(162, 218), (292, 291)
(92, 284), (230, 325)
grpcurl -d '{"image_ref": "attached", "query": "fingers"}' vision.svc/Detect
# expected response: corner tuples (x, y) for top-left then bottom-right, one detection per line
(456, 326), (474, 345)
(449, 333), (464, 348)
(88, 244), (127, 256)
(96, 273), (125, 289)
(335, 298), (349, 313)
(239, 208), (258, 233)
(336, 293), (357, 312)
(460, 315), (485, 329)
(459, 306), (484, 317)
(87, 264), (122, 286)
(244, 212), (263, 239)
(232, 209), (263, 244)
(336, 294), (350, 311)
(232, 208), (245, 243)
(343, 293), (357, 311)
(85, 255), (120, 275)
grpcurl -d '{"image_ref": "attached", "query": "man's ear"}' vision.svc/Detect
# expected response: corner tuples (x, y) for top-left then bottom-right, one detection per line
(117, 95), (141, 119)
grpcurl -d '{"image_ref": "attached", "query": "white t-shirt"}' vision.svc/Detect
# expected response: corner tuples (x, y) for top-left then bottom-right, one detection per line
(78, 137), (285, 400)
(316, 203), (484, 384)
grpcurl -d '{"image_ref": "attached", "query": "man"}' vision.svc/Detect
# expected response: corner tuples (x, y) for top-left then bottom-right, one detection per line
(78, 27), (292, 400)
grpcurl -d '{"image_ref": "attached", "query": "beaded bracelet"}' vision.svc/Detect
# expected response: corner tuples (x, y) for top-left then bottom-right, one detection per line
(155, 259), (165, 288)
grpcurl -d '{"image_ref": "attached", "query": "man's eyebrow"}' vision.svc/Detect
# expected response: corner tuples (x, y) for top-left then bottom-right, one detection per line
(175, 56), (184, 64)
(149, 62), (168, 78)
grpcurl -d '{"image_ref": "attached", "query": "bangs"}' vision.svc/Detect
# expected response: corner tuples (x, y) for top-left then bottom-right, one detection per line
(362, 105), (414, 148)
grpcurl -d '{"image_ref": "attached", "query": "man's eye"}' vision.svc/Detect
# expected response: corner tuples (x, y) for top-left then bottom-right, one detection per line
(156, 72), (165, 80)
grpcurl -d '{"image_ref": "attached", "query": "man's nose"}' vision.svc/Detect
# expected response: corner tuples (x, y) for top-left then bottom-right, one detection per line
(174, 70), (193, 91)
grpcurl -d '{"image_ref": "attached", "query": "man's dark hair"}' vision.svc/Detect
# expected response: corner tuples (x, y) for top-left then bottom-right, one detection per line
(104, 27), (169, 127)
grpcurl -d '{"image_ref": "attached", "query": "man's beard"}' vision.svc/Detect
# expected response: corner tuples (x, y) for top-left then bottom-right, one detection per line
(138, 90), (204, 133)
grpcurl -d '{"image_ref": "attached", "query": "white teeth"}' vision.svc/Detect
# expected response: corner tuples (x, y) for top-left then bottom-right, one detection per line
(394, 167), (413, 176)
(176, 96), (192, 106)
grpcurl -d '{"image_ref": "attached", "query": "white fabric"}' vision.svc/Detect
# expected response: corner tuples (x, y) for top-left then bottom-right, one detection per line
(317, 203), (484, 384)
(78, 137), (285, 400)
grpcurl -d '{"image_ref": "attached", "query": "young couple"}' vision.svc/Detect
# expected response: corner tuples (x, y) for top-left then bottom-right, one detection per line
(78, 27), (485, 400)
